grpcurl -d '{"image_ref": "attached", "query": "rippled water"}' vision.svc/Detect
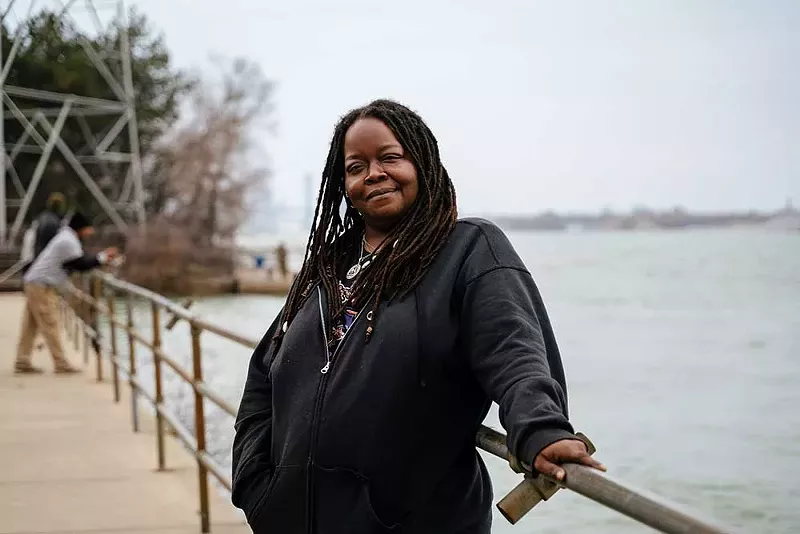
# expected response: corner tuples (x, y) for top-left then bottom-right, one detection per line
(112, 229), (800, 533)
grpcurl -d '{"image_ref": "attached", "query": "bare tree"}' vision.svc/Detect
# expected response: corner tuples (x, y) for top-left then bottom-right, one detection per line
(159, 57), (274, 245)
(123, 58), (275, 292)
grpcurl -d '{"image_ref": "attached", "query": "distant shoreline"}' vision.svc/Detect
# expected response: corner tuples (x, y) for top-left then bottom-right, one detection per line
(234, 206), (799, 250)
(496, 226), (799, 235)
(487, 205), (800, 232)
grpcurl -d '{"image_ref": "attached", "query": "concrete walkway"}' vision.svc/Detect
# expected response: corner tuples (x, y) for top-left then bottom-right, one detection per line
(0, 293), (251, 534)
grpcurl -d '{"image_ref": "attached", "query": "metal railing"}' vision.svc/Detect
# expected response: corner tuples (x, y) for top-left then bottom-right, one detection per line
(59, 271), (736, 534)
(62, 271), (250, 533)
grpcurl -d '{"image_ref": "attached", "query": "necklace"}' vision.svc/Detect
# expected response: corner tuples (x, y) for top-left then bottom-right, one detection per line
(345, 236), (374, 280)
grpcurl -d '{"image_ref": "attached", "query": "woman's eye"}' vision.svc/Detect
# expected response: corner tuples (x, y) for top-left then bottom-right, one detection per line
(346, 164), (364, 174)
(383, 154), (401, 162)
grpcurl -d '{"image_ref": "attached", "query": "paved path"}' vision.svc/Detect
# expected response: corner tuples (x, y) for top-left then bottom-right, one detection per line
(0, 293), (251, 534)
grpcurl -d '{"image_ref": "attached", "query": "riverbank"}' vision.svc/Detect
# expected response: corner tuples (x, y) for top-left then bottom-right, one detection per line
(233, 268), (293, 295)
(119, 238), (296, 297)
(118, 269), (293, 297)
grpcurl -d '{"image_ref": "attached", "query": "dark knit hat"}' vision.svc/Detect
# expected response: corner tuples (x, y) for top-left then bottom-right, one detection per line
(68, 212), (92, 231)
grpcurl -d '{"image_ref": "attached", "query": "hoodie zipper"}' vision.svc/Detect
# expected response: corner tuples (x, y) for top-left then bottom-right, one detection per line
(317, 287), (367, 374)
(307, 286), (366, 532)
(317, 292), (331, 373)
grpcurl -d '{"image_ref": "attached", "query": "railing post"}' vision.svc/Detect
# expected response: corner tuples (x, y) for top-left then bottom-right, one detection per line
(151, 303), (166, 471)
(191, 323), (211, 533)
(107, 288), (120, 403)
(126, 295), (139, 432)
(92, 277), (103, 382)
(81, 276), (89, 364)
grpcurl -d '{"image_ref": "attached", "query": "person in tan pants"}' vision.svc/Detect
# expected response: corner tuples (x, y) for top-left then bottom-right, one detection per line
(15, 212), (117, 374)
(15, 284), (74, 373)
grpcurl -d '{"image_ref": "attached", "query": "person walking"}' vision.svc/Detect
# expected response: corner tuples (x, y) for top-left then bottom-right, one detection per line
(231, 100), (604, 533)
(14, 212), (117, 374)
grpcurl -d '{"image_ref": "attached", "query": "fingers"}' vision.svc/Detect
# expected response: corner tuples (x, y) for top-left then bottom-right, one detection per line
(534, 439), (608, 481)
(578, 453), (607, 472)
(536, 454), (606, 482)
(534, 455), (566, 481)
(557, 443), (607, 473)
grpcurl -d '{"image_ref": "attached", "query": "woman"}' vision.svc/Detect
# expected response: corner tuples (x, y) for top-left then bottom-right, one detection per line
(232, 99), (603, 533)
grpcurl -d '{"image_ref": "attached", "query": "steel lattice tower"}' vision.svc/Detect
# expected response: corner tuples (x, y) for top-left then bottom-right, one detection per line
(0, 0), (144, 248)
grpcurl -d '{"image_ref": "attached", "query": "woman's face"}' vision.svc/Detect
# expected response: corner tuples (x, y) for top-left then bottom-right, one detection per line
(343, 117), (419, 235)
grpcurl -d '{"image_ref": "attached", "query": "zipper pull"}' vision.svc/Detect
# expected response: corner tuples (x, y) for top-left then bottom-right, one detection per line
(320, 360), (331, 374)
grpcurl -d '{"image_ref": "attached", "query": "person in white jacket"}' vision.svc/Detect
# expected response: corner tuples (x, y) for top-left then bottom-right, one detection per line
(14, 212), (117, 374)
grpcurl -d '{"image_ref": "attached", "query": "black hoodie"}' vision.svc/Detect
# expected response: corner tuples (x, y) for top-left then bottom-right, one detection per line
(231, 218), (576, 533)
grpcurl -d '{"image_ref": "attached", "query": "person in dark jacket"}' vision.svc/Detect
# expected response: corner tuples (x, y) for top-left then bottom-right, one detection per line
(231, 99), (605, 533)
(21, 192), (67, 274)
(34, 193), (68, 257)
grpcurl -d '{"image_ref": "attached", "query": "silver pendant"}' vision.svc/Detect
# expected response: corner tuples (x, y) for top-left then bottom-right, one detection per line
(346, 263), (361, 280)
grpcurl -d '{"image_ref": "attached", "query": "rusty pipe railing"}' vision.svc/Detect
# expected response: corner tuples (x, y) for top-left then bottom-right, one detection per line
(63, 273), (240, 534)
(61, 271), (736, 534)
(476, 427), (733, 533)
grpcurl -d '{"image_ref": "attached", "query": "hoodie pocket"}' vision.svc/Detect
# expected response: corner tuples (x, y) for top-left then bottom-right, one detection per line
(313, 465), (401, 533)
(249, 465), (306, 533)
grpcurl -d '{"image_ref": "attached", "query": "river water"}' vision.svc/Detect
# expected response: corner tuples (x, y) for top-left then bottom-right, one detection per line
(114, 229), (799, 533)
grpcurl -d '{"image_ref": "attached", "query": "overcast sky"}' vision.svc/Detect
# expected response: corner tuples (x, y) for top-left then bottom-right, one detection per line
(16, 0), (800, 218)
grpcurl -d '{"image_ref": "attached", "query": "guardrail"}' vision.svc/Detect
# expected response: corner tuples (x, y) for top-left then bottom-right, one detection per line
(62, 271), (250, 533)
(59, 271), (736, 534)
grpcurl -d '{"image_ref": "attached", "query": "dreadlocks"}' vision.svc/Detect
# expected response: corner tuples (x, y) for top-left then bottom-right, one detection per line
(274, 99), (458, 346)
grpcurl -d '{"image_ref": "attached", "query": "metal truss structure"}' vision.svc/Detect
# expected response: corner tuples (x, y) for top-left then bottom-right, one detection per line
(0, 0), (143, 248)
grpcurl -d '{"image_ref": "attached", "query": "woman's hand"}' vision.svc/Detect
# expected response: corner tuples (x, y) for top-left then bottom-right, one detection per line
(533, 439), (607, 481)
